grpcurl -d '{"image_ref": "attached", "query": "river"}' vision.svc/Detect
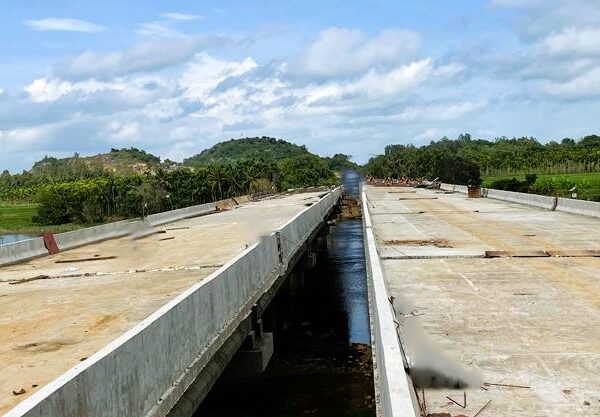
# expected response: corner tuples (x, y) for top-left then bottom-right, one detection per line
(195, 171), (374, 417)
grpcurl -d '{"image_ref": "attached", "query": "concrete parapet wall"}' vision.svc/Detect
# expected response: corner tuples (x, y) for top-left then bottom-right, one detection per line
(556, 197), (600, 218)
(0, 203), (216, 266)
(483, 188), (557, 210)
(146, 203), (215, 226)
(4, 188), (341, 417)
(0, 237), (47, 266)
(54, 220), (136, 251)
(362, 193), (419, 417)
(7, 237), (281, 417)
(277, 188), (342, 269)
(441, 183), (564, 211)
(440, 183), (467, 193)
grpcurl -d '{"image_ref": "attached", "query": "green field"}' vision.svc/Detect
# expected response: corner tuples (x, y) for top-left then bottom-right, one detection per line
(482, 172), (600, 201)
(0, 203), (83, 235)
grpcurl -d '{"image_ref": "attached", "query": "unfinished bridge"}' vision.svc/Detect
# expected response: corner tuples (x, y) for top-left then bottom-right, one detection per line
(0, 189), (341, 417)
(2, 182), (600, 417)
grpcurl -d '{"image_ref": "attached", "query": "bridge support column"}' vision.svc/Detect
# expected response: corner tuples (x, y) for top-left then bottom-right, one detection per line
(222, 307), (274, 381)
(289, 269), (305, 296)
(222, 331), (274, 381)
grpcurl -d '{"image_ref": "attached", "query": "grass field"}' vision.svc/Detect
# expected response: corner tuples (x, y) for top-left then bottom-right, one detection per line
(0, 203), (83, 235)
(482, 172), (600, 201)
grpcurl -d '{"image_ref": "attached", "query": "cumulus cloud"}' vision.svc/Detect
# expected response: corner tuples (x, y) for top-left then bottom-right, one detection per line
(541, 27), (600, 57)
(108, 121), (140, 141)
(180, 53), (259, 101)
(294, 28), (421, 78)
(24, 18), (104, 32)
(24, 78), (125, 102)
(58, 36), (226, 79)
(541, 67), (600, 99)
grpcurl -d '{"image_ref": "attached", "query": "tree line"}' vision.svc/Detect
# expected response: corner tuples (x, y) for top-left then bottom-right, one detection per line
(1, 156), (336, 225)
(365, 134), (600, 184)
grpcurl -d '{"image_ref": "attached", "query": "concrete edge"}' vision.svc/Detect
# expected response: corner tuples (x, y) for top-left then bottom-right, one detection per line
(2, 188), (342, 417)
(440, 183), (600, 217)
(2, 240), (268, 417)
(0, 203), (218, 267)
(361, 190), (420, 417)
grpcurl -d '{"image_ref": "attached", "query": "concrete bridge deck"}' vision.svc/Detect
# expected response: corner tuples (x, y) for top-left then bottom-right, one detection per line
(0, 191), (327, 415)
(364, 185), (600, 416)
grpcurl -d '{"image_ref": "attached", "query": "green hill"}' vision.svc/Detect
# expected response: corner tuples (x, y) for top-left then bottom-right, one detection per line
(30, 148), (168, 177)
(183, 137), (311, 165)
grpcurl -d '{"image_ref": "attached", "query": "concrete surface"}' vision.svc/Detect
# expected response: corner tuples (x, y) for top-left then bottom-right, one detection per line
(365, 185), (600, 416)
(556, 196), (600, 218)
(484, 188), (557, 210)
(0, 238), (47, 266)
(362, 194), (420, 417)
(0, 191), (326, 416)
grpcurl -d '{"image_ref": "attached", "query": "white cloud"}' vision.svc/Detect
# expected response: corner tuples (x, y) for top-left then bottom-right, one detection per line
(294, 28), (421, 77)
(541, 67), (600, 98)
(136, 22), (185, 38)
(350, 59), (434, 96)
(142, 99), (184, 120)
(24, 77), (125, 102)
(161, 12), (203, 21)
(23, 18), (104, 33)
(108, 122), (139, 141)
(180, 53), (258, 100)
(60, 37), (223, 79)
(541, 27), (600, 57)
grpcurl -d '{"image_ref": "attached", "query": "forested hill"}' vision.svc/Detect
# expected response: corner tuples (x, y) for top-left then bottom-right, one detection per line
(28, 148), (168, 178)
(183, 137), (311, 165)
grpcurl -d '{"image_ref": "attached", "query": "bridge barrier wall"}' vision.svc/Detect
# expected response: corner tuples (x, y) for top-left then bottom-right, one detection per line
(146, 203), (215, 226)
(0, 202), (216, 266)
(277, 188), (342, 269)
(362, 193), (419, 417)
(0, 237), (47, 266)
(441, 183), (560, 210)
(483, 188), (557, 210)
(5, 188), (341, 417)
(6, 235), (280, 417)
(54, 220), (137, 251)
(556, 197), (600, 218)
(440, 183), (467, 193)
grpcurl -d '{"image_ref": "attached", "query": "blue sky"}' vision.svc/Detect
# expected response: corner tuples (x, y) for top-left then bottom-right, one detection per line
(1, 0), (600, 172)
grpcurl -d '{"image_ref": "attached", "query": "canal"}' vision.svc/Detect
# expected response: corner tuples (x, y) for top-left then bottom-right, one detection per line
(195, 171), (374, 417)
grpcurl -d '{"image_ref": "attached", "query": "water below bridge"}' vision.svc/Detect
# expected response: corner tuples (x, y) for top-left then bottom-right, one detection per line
(195, 171), (374, 417)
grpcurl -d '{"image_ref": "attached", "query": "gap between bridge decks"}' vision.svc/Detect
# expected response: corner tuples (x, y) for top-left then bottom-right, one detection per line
(380, 250), (600, 260)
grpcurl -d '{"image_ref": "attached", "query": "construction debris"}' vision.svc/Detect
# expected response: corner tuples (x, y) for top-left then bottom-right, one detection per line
(383, 239), (452, 248)
(8, 275), (50, 285)
(55, 256), (117, 264)
(484, 250), (548, 258)
(473, 400), (492, 417)
(483, 382), (530, 389)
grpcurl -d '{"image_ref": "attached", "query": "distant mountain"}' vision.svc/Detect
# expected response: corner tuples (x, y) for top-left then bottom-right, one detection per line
(183, 137), (312, 165)
(30, 148), (170, 177)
